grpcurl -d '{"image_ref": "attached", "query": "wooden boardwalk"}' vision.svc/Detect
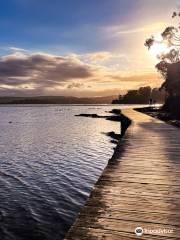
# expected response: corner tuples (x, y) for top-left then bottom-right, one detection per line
(65, 109), (180, 239)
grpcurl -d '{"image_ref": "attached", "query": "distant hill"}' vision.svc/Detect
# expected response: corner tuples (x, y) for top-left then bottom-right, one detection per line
(0, 95), (117, 104)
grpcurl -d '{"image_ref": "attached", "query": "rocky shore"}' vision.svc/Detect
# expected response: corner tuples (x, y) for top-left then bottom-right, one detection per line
(75, 109), (132, 139)
(135, 107), (180, 128)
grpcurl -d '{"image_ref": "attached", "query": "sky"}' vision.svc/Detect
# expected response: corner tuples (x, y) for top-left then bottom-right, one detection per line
(0, 0), (180, 97)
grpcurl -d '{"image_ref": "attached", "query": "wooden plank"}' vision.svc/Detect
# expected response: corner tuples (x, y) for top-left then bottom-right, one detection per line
(79, 207), (180, 226)
(65, 227), (178, 240)
(65, 109), (180, 239)
(70, 218), (180, 238)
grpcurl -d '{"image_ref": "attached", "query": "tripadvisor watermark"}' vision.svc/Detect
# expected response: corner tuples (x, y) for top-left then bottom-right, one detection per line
(135, 227), (143, 237)
(135, 227), (174, 237)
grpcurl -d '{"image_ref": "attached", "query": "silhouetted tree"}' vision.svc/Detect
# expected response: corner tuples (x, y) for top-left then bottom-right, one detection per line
(112, 87), (165, 104)
(145, 9), (180, 117)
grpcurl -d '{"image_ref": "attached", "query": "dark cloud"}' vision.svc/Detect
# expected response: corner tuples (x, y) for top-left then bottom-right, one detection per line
(67, 82), (84, 89)
(0, 53), (92, 92)
(0, 78), (28, 86)
(0, 51), (160, 96)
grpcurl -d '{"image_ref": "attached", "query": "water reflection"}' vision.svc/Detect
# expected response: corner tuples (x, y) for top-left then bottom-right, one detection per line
(0, 105), (120, 240)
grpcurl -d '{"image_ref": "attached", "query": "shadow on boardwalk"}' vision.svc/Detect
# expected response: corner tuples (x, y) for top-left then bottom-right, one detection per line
(65, 109), (180, 240)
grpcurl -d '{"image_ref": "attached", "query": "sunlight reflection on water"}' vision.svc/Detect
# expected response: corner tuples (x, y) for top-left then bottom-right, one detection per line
(0, 104), (149, 239)
(0, 105), (123, 240)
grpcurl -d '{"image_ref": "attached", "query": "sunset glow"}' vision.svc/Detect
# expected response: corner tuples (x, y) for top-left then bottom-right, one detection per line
(150, 42), (169, 60)
(0, 0), (179, 96)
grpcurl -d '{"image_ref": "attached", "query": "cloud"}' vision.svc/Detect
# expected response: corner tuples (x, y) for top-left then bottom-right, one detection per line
(84, 52), (113, 62)
(108, 73), (159, 82)
(118, 22), (165, 35)
(0, 52), (92, 89)
(105, 22), (166, 36)
(9, 47), (28, 52)
(67, 82), (84, 89)
(0, 50), (162, 96)
(81, 52), (126, 64)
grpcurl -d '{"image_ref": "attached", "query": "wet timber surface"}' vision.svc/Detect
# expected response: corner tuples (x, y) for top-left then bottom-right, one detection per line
(65, 109), (180, 240)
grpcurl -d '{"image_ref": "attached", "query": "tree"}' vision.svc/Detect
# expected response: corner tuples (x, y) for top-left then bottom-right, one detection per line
(145, 9), (180, 117)
(112, 87), (165, 104)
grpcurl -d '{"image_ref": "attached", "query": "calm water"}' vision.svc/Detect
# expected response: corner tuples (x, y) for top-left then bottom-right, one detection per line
(0, 104), (138, 240)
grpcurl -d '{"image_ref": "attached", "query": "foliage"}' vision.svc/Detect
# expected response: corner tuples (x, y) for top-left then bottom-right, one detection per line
(112, 86), (165, 104)
(145, 10), (180, 80)
(145, 9), (180, 117)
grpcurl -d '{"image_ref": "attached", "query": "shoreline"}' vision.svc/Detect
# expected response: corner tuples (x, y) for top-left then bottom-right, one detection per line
(75, 108), (132, 139)
(105, 109), (132, 162)
(75, 108), (132, 163)
(65, 109), (132, 238)
(135, 107), (180, 128)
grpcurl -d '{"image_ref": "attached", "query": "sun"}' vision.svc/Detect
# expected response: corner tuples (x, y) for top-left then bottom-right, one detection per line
(150, 42), (169, 59)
